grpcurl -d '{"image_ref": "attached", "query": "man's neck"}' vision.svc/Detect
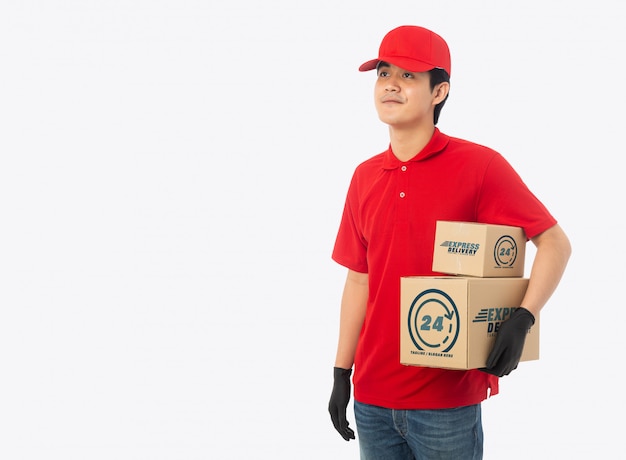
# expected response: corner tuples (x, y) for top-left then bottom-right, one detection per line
(388, 125), (435, 162)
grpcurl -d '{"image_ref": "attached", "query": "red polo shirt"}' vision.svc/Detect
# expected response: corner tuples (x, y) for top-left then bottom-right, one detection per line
(332, 128), (557, 409)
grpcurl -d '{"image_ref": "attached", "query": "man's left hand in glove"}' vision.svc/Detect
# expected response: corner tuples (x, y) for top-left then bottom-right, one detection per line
(480, 307), (535, 377)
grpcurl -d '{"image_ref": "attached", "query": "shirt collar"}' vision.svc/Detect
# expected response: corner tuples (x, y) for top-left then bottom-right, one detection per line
(382, 128), (449, 169)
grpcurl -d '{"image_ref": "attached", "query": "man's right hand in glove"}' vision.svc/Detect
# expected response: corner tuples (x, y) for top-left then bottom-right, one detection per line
(328, 367), (355, 441)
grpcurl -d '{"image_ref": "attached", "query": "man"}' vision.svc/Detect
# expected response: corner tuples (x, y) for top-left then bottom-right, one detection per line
(328, 25), (571, 459)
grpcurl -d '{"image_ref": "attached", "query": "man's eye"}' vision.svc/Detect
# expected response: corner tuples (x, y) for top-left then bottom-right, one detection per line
(403, 72), (414, 78)
(378, 71), (389, 77)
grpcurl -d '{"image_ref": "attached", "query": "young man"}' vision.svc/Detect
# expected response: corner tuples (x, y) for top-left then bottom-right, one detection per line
(328, 25), (571, 459)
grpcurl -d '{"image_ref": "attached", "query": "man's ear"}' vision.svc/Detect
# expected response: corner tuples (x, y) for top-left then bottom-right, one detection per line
(433, 82), (450, 104)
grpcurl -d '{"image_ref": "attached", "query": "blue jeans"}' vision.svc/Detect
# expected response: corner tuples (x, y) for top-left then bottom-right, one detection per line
(354, 400), (483, 460)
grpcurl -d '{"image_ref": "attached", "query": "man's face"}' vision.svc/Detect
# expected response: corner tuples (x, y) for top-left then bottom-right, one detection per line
(374, 63), (445, 129)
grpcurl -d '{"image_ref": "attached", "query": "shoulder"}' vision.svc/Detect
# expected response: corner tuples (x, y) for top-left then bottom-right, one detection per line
(445, 135), (499, 157)
(353, 150), (387, 176)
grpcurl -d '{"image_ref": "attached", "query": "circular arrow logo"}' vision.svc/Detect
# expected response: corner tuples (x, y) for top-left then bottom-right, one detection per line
(407, 288), (460, 352)
(494, 235), (518, 267)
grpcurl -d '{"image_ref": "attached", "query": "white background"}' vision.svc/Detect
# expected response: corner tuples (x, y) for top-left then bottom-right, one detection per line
(1, 1), (624, 459)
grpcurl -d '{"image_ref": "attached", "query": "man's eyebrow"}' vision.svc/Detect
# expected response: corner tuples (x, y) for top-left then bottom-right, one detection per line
(376, 62), (391, 74)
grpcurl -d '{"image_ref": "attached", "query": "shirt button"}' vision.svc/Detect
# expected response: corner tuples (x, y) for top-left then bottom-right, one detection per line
(401, 165), (407, 172)
(399, 192), (406, 198)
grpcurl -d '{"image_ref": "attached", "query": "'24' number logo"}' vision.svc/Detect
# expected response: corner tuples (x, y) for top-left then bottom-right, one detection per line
(421, 315), (445, 331)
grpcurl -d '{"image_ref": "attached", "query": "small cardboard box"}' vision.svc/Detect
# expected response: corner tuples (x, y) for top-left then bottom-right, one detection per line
(432, 221), (526, 277)
(400, 276), (539, 370)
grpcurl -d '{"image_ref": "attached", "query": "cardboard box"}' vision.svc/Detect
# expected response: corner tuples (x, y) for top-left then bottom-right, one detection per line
(432, 221), (526, 277)
(400, 276), (539, 370)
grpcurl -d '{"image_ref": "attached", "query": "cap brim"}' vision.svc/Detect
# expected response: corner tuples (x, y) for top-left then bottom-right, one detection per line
(358, 56), (439, 73)
(358, 59), (379, 72)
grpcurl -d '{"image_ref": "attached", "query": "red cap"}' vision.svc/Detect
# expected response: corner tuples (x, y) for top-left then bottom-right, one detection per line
(359, 25), (451, 76)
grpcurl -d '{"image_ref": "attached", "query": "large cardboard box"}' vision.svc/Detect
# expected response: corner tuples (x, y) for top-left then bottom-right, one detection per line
(432, 221), (526, 277)
(400, 276), (539, 370)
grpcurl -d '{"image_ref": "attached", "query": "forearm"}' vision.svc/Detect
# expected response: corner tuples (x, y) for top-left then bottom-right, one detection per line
(520, 224), (572, 317)
(334, 269), (369, 369)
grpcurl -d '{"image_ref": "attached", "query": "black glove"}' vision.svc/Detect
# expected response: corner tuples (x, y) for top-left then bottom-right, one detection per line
(328, 367), (355, 441)
(480, 307), (535, 377)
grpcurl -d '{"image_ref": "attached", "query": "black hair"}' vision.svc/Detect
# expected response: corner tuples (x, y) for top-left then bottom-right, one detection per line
(428, 68), (450, 125)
